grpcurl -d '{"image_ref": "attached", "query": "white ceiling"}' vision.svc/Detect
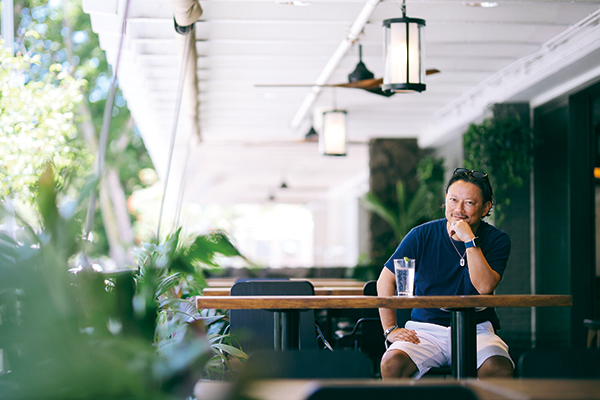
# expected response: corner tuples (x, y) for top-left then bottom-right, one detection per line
(82, 0), (600, 205)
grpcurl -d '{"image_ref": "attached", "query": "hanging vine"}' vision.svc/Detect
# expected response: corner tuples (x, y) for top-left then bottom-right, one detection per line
(463, 107), (535, 225)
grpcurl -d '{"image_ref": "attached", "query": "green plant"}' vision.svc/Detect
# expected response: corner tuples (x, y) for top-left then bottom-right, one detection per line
(463, 108), (534, 225)
(13, 0), (156, 263)
(360, 157), (445, 243)
(0, 42), (91, 205)
(134, 229), (249, 381)
(0, 165), (246, 399)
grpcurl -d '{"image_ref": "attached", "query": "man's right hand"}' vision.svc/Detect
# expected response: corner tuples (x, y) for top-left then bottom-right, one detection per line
(387, 328), (420, 344)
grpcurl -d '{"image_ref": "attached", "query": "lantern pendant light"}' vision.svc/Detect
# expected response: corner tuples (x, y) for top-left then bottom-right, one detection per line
(320, 110), (347, 156)
(382, 0), (426, 93)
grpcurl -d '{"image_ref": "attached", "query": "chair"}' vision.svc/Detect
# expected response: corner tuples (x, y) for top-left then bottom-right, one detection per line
(229, 279), (318, 353)
(517, 348), (600, 378)
(243, 350), (375, 379)
(584, 319), (600, 348)
(357, 280), (451, 377)
(305, 383), (479, 400)
(335, 281), (411, 375)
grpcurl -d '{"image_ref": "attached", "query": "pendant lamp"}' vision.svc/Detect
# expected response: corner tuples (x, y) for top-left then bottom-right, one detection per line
(320, 110), (347, 156)
(382, 0), (426, 93)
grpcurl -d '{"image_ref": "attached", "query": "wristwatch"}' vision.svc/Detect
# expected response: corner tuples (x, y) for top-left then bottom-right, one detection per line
(383, 325), (398, 339)
(465, 237), (478, 248)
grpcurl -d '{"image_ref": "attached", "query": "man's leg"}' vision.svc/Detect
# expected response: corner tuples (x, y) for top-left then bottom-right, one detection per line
(380, 349), (418, 379)
(475, 322), (514, 378)
(477, 355), (513, 378)
(382, 321), (450, 379)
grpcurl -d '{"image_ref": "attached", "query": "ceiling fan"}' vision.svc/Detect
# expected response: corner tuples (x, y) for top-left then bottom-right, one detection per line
(255, 45), (440, 97)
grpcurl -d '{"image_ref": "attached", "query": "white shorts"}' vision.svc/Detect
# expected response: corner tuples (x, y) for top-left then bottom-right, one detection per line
(386, 320), (514, 379)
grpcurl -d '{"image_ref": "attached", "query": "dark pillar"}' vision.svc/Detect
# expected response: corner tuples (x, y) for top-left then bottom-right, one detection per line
(368, 138), (423, 266)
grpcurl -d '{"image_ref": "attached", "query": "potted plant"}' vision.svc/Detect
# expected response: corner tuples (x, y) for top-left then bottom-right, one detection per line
(0, 165), (246, 399)
(356, 156), (445, 279)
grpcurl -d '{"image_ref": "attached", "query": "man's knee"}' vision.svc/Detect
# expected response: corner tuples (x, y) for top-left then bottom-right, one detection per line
(380, 349), (418, 379)
(478, 355), (513, 378)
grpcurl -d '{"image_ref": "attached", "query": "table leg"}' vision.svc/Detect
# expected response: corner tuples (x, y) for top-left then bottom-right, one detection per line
(274, 312), (282, 350)
(273, 310), (300, 350)
(451, 308), (477, 379)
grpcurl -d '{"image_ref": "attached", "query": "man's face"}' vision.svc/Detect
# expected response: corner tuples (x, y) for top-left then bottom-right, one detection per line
(445, 180), (491, 230)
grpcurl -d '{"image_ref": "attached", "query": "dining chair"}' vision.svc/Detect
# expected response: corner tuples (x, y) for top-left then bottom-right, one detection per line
(584, 318), (600, 349)
(351, 280), (451, 378)
(243, 349), (376, 379)
(229, 279), (318, 353)
(517, 348), (600, 378)
(334, 280), (411, 376)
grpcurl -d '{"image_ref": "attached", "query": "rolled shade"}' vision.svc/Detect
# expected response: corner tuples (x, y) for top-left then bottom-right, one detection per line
(171, 0), (203, 27)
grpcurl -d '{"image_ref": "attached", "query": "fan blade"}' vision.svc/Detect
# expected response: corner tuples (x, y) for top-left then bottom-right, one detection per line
(255, 69), (440, 89)
(254, 79), (383, 89)
(335, 78), (383, 89)
(255, 83), (333, 87)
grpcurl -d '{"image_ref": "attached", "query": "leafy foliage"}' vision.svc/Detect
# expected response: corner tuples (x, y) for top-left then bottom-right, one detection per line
(0, 166), (247, 399)
(463, 109), (535, 225)
(14, 0), (153, 182)
(11, 0), (155, 258)
(134, 228), (249, 381)
(0, 44), (91, 204)
(360, 156), (445, 243)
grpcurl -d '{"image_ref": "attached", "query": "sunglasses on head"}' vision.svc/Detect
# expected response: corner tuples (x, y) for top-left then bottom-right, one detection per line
(453, 168), (488, 179)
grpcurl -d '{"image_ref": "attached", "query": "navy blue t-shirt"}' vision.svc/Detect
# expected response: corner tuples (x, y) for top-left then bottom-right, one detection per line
(384, 218), (511, 330)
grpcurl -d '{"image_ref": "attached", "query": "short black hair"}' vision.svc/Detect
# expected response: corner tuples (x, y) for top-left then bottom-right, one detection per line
(445, 168), (495, 217)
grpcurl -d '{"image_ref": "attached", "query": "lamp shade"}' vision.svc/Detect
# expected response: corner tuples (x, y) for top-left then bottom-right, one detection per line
(383, 17), (426, 93)
(320, 110), (347, 156)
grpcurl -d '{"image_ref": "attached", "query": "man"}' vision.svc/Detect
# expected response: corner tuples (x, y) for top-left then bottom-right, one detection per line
(377, 168), (514, 379)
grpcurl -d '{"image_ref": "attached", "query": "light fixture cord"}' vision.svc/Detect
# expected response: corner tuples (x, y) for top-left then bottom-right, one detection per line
(401, 0), (406, 17)
(332, 87), (338, 110)
(156, 28), (194, 243)
(173, 129), (194, 233)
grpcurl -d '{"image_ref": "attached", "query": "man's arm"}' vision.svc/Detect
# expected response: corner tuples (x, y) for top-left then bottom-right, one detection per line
(465, 246), (501, 294)
(377, 267), (419, 344)
(449, 220), (501, 294)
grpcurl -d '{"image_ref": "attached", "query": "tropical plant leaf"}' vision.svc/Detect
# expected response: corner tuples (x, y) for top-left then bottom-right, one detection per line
(209, 342), (248, 359)
(360, 191), (401, 239)
(36, 163), (59, 234)
(156, 272), (182, 297)
(405, 184), (430, 226)
(200, 314), (228, 326)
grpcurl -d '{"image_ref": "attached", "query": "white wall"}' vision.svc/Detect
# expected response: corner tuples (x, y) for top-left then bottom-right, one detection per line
(309, 170), (369, 267)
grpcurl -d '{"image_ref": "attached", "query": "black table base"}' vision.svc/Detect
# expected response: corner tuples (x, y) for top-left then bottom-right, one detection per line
(450, 308), (477, 378)
(274, 310), (301, 350)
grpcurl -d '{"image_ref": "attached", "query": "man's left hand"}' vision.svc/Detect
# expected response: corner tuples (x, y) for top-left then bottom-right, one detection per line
(448, 220), (475, 242)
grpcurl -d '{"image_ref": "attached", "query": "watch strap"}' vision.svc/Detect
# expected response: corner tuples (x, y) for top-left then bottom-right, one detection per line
(383, 325), (398, 339)
(465, 237), (478, 248)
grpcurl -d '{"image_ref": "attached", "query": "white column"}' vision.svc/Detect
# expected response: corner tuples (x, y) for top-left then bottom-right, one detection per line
(2, 0), (14, 53)
(309, 170), (369, 267)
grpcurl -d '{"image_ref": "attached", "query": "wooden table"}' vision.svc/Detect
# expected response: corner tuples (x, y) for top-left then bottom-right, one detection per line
(205, 278), (365, 288)
(196, 294), (572, 379)
(203, 287), (364, 296)
(194, 378), (600, 400)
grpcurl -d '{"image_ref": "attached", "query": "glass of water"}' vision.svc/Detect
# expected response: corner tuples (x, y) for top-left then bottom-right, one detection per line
(393, 258), (415, 296)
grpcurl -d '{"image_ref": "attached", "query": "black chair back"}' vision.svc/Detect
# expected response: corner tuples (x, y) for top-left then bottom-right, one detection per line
(517, 348), (600, 378)
(229, 279), (317, 353)
(244, 350), (375, 379)
(305, 383), (479, 400)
